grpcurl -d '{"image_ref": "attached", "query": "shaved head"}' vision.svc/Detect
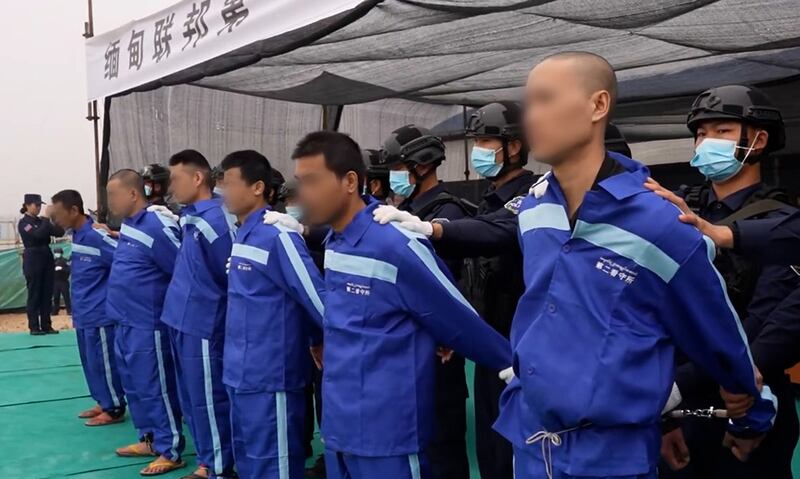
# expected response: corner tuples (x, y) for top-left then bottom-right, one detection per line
(109, 169), (146, 195)
(541, 52), (617, 117)
(524, 51), (617, 164)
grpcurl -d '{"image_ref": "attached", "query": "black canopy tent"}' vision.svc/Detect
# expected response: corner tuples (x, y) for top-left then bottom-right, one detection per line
(86, 0), (800, 214)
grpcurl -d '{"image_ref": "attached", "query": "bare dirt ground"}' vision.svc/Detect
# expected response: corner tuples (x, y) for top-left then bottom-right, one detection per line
(0, 313), (73, 333)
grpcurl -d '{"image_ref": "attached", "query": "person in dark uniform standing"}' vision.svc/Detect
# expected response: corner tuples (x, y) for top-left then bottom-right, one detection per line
(363, 149), (392, 203)
(51, 247), (71, 315)
(378, 125), (475, 479)
(659, 85), (800, 479)
(18, 193), (64, 335)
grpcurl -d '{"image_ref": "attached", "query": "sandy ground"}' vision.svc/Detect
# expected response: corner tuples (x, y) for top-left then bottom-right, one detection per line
(0, 313), (73, 333)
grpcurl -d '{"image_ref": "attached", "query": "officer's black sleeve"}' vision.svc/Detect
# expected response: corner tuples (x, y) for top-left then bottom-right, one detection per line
(734, 211), (800, 264)
(749, 284), (800, 373)
(25, 218), (64, 240)
(436, 207), (519, 259)
(305, 226), (329, 255)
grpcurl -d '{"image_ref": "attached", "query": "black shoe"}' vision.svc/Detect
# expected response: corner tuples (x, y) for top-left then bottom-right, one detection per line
(43, 329), (60, 334)
(304, 456), (325, 478)
(30, 330), (45, 336)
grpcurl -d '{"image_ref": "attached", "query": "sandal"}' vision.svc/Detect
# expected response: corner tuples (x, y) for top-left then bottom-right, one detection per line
(181, 465), (209, 479)
(140, 455), (187, 476)
(116, 441), (157, 457)
(85, 411), (125, 427)
(78, 404), (102, 419)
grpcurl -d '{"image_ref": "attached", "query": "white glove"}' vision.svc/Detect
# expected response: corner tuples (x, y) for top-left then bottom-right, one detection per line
(373, 205), (433, 237)
(146, 205), (180, 223)
(225, 256), (231, 275)
(499, 367), (515, 385)
(55, 266), (63, 271)
(263, 210), (304, 234)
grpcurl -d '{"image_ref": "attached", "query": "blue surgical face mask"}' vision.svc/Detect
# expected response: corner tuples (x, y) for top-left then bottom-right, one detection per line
(144, 184), (153, 197)
(471, 146), (503, 178)
(690, 135), (758, 182)
(389, 170), (415, 197)
(285, 206), (303, 221)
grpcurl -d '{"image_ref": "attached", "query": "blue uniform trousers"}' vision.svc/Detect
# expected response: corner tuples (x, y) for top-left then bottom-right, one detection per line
(228, 388), (305, 479)
(326, 450), (430, 479)
(114, 325), (184, 460)
(76, 326), (125, 414)
(169, 328), (234, 477)
(513, 445), (656, 479)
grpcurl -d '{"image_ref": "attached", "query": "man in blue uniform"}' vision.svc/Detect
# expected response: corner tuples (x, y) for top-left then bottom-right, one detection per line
(220, 150), (324, 479)
(159, 150), (236, 479)
(658, 85), (800, 478)
(50, 189), (126, 426)
(281, 130), (511, 479)
(483, 52), (775, 479)
(106, 169), (186, 476)
(18, 193), (64, 335)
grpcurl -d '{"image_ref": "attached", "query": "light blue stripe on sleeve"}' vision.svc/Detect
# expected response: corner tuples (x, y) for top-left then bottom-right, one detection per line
(573, 220), (680, 283)
(277, 228), (325, 317)
(405, 239), (477, 314)
(518, 203), (570, 234)
(324, 250), (398, 284)
(181, 215), (219, 243)
(231, 243), (269, 266)
(154, 212), (181, 248)
(276, 391), (289, 479)
(72, 243), (101, 257)
(92, 228), (118, 248)
(120, 223), (154, 248)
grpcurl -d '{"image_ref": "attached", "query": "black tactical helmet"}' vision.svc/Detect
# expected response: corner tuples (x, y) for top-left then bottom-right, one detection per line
(466, 101), (522, 139)
(605, 123), (632, 158)
(140, 164), (170, 182)
(363, 149), (388, 178)
(271, 169), (286, 189)
(378, 125), (445, 168)
(211, 165), (224, 181)
(687, 85), (785, 153)
(278, 180), (297, 202)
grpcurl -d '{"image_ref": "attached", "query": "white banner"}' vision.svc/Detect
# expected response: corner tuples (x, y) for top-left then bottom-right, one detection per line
(85, 0), (365, 101)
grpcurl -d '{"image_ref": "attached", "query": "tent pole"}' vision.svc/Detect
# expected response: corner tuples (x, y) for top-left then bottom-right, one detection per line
(322, 105), (344, 131)
(83, 0), (101, 213)
(462, 105), (470, 181)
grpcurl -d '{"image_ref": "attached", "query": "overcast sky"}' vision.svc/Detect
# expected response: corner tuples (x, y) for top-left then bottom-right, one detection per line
(0, 0), (175, 220)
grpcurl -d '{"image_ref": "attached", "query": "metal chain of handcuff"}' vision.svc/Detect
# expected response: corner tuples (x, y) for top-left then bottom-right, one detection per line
(667, 407), (729, 419)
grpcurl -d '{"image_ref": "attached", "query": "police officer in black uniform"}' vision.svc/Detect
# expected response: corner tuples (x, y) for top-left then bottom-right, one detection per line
(378, 125), (475, 479)
(52, 247), (71, 315)
(363, 149), (392, 203)
(659, 85), (800, 479)
(140, 164), (171, 205)
(18, 194), (64, 335)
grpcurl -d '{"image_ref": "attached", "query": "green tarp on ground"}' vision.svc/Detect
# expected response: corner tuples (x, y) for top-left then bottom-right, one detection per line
(0, 243), (71, 312)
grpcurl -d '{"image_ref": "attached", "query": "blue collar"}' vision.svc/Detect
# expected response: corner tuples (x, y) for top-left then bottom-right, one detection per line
(127, 207), (149, 224)
(594, 152), (651, 201)
(237, 206), (268, 240)
(76, 215), (94, 235)
(325, 196), (378, 247)
(184, 197), (218, 215)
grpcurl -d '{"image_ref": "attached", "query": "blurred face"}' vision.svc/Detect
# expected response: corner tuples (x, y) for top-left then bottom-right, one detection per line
(169, 164), (206, 204)
(222, 167), (266, 217)
(295, 153), (360, 226)
(25, 203), (41, 216)
(106, 178), (138, 217)
(50, 202), (80, 230)
(524, 59), (607, 165)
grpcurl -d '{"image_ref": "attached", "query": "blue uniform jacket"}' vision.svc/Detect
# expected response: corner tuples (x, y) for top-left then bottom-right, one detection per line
(70, 217), (117, 328)
(224, 207), (325, 392)
(107, 208), (181, 330)
(321, 198), (511, 457)
(494, 153), (777, 477)
(162, 198), (236, 339)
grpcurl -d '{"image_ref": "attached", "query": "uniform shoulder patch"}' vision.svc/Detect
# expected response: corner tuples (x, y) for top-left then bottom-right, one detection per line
(504, 196), (525, 215)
